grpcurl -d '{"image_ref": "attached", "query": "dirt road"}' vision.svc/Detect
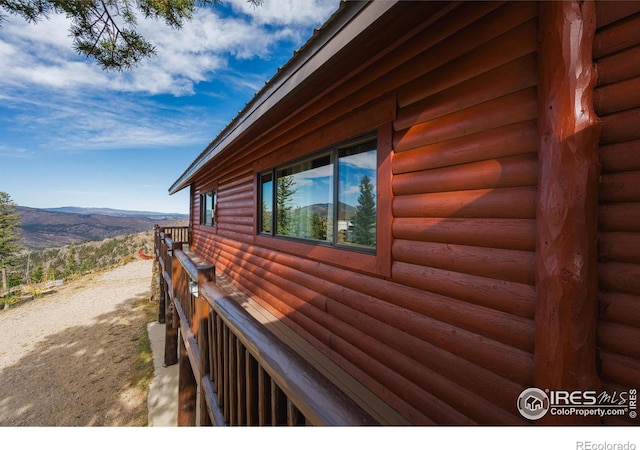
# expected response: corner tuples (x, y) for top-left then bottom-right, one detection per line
(0, 260), (155, 426)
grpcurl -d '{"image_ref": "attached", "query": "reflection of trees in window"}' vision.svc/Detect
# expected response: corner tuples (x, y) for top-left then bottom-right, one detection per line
(260, 173), (273, 234)
(311, 214), (327, 241)
(352, 175), (376, 246)
(276, 175), (296, 235)
(261, 200), (271, 233)
(292, 207), (304, 237)
(289, 207), (327, 241)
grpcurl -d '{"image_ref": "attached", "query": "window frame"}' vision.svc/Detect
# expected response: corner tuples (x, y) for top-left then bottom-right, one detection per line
(259, 133), (376, 252)
(199, 189), (217, 227)
(255, 125), (391, 278)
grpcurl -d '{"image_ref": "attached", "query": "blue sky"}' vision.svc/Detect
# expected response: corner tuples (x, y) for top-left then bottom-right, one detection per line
(0, 0), (339, 214)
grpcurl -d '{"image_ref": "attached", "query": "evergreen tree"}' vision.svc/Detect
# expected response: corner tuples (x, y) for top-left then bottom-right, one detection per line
(63, 244), (77, 277)
(291, 206), (303, 237)
(352, 175), (376, 247)
(44, 266), (56, 282)
(276, 175), (296, 236)
(311, 213), (327, 241)
(30, 264), (43, 284)
(0, 0), (263, 70)
(0, 191), (23, 272)
(261, 200), (271, 233)
(0, 192), (22, 294)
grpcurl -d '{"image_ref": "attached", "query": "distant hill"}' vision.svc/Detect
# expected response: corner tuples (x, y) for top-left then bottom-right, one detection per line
(43, 206), (188, 220)
(298, 202), (357, 220)
(17, 206), (188, 249)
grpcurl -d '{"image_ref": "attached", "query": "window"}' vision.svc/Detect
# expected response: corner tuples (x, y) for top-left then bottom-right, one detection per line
(259, 173), (273, 234)
(259, 134), (377, 251)
(200, 190), (216, 227)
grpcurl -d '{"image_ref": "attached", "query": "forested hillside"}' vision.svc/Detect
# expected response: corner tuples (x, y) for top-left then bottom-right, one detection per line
(2, 206), (186, 301)
(17, 206), (186, 249)
(4, 231), (154, 297)
(29, 231), (152, 280)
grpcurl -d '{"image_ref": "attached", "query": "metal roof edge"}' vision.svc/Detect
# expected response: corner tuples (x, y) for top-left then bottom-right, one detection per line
(169, 0), (398, 195)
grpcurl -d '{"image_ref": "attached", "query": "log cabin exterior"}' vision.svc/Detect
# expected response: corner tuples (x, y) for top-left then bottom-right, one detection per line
(154, 1), (640, 425)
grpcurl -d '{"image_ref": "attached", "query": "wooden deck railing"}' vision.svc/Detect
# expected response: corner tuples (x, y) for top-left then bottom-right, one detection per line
(154, 225), (189, 326)
(153, 227), (377, 426)
(155, 225), (190, 248)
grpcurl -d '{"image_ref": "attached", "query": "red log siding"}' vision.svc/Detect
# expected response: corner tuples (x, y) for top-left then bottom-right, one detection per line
(594, 2), (640, 426)
(390, 2), (538, 424)
(189, 2), (537, 424)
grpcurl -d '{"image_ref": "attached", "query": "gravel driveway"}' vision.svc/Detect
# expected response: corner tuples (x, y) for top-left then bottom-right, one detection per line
(0, 259), (155, 426)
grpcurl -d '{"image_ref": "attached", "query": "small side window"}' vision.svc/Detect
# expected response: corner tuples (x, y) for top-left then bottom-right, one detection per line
(259, 173), (273, 234)
(200, 190), (216, 227)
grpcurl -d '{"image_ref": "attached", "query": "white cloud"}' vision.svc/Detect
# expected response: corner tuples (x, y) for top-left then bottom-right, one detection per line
(0, 2), (340, 96)
(0, 15), (110, 90)
(0, 40), (16, 58)
(341, 151), (378, 171)
(5, 13), (75, 52)
(10, 61), (108, 90)
(342, 184), (362, 196)
(51, 100), (211, 150)
(1, 89), (212, 152)
(0, 144), (36, 159)
(228, 0), (338, 26)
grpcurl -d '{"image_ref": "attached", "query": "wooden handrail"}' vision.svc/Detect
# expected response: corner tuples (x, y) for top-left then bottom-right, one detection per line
(201, 282), (377, 426)
(174, 249), (215, 284)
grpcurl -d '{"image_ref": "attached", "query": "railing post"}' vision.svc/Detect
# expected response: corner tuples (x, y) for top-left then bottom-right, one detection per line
(158, 274), (166, 324)
(154, 225), (160, 259)
(195, 265), (215, 425)
(153, 226), (164, 324)
(178, 334), (197, 426)
(163, 238), (180, 367)
(163, 234), (173, 282)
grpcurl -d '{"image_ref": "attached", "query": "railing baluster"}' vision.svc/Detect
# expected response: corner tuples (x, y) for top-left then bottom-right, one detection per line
(245, 352), (258, 426)
(287, 399), (305, 426)
(216, 315), (223, 409)
(236, 342), (246, 425)
(209, 310), (216, 389)
(223, 324), (230, 423)
(178, 333), (197, 426)
(198, 298), (211, 426)
(229, 333), (237, 425)
(271, 380), (283, 425)
(258, 367), (271, 426)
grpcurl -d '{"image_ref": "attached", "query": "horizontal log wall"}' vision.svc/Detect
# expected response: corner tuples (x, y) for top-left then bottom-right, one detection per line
(391, 0), (538, 423)
(190, 2), (536, 424)
(594, 1), (640, 425)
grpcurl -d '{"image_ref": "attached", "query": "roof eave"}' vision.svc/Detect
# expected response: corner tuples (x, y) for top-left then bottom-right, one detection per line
(169, 0), (398, 195)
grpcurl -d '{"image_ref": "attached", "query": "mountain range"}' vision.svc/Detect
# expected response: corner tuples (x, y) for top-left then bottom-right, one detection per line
(42, 206), (188, 220)
(298, 202), (357, 220)
(17, 206), (188, 249)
